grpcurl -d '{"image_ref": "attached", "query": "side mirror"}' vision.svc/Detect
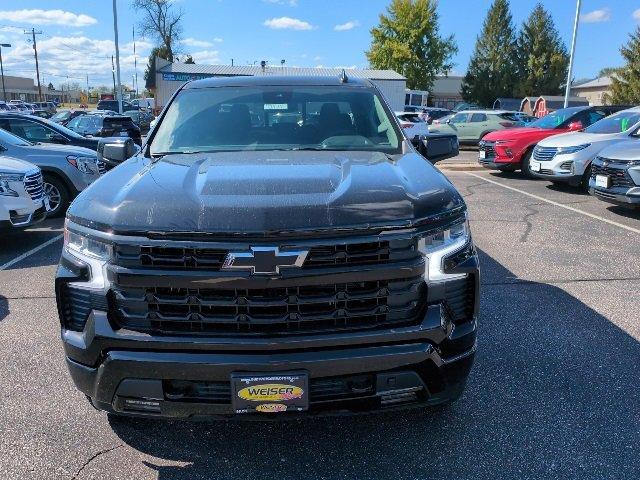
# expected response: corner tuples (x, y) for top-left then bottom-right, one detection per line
(97, 137), (138, 166)
(568, 121), (583, 131)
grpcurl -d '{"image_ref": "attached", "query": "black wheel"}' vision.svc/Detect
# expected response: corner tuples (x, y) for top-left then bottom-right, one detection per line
(580, 164), (592, 190)
(520, 149), (534, 178)
(43, 175), (69, 218)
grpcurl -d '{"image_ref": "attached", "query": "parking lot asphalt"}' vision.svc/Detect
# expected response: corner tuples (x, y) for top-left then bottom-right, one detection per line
(1, 162), (639, 479)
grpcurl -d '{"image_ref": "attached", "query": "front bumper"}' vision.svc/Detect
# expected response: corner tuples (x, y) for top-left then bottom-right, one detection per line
(529, 150), (593, 184)
(56, 228), (480, 419)
(589, 185), (640, 206)
(64, 308), (476, 419)
(0, 197), (47, 229)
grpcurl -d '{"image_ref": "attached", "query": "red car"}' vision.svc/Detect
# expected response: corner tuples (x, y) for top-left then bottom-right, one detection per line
(478, 106), (626, 175)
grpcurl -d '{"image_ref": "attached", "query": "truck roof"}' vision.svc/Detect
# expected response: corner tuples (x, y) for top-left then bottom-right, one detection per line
(184, 75), (374, 89)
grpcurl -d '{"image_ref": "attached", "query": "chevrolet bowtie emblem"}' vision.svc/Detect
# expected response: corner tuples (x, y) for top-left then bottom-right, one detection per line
(222, 247), (308, 275)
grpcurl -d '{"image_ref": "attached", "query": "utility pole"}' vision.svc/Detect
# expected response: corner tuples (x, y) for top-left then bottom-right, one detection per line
(111, 55), (117, 96)
(0, 43), (10, 102)
(133, 25), (139, 97)
(24, 28), (43, 101)
(112, 0), (124, 114)
(564, 0), (582, 108)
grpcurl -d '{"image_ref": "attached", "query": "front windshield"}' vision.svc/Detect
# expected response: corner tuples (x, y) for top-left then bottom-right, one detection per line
(529, 107), (584, 129)
(51, 111), (70, 122)
(0, 127), (33, 146)
(150, 85), (401, 155)
(584, 111), (640, 134)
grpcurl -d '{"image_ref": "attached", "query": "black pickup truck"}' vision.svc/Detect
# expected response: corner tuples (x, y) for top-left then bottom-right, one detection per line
(56, 75), (479, 419)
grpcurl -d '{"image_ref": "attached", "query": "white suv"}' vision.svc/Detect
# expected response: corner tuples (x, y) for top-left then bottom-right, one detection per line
(529, 107), (640, 188)
(0, 156), (49, 229)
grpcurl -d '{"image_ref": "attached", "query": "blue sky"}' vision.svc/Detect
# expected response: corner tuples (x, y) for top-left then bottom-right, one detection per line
(0, 0), (635, 89)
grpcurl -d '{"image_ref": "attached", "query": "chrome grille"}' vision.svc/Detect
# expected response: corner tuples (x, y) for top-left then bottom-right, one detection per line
(533, 146), (558, 162)
(23, 170), (44, 200)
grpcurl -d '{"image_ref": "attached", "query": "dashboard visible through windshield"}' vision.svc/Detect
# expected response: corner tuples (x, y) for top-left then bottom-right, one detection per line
(150, 86), (402, 156)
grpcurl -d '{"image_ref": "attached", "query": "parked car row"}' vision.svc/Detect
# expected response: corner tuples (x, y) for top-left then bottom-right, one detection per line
(430, 109), (536, 145)
(478, 105), (640, 209)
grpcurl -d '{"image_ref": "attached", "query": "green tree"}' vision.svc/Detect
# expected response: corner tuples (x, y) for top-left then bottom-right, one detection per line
(144, 45), (171, 90)
(366, 0), (457, 91)
(461, 0), (517, 106)
(514, 3), (568, 97)
(184, 54), (195, 64)
(133, 0), (183, 62)
(607, 27), (640, 104)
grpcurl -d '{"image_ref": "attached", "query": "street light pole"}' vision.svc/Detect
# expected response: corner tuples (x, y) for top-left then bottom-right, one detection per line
(564, 0), (582, 108)
(0, 43), (10, 102)
(112, 0), (124, 114)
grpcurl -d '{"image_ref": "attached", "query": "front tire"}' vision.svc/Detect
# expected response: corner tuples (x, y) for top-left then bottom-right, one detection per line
(580, 164), (592, 191)
(520, 149), (534, 178)
(43, 175), (69, 218)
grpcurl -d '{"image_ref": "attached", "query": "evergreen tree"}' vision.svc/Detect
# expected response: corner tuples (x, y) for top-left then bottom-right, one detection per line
(515, 3), (568, 97)
(184, 55), (195, 64)
(461, 0), (517, 106)
(607, 27), (640, 104)
(367, 0), (457, 91)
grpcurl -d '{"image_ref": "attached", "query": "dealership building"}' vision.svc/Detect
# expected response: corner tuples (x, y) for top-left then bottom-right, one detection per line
(153, 58), (408, 111)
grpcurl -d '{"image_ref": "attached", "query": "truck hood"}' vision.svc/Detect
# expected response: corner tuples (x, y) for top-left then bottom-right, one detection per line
(537, 131), (622, 148)
(598, 140), (640, 161)
(68, 150), (465, 235)
(0, 155), (39, 174)
(482, 127), (556, 141)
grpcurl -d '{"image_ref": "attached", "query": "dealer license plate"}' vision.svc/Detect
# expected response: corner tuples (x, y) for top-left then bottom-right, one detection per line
(479, 150), (486, 159)
(231, 372), (309, 414)
(530, 160), (541, 172)
(595, 174), (610, 188)
(119, 131), (129, 137)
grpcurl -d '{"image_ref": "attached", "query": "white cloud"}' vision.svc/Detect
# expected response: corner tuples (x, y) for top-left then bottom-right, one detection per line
(334, 20), (360, 31)
(0, 9), (97, 27)
(263, 0), (298, 6)
(633, 9), (640, 21)
(263, 16), (314, 30)
(189, 50), (220, 64)
(580, 8), (611, 23)
(182, 38), (214, 48)
(1, 35), (152, 88)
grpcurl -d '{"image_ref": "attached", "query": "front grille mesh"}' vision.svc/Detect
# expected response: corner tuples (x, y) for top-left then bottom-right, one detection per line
(114, 239), (417, 271)
(592, 163), (636, 188)
(23, 170), (44, 200)
(478, 141), (495, 159)
(110, 276), (426, 336)
(533, 146), (557, 162)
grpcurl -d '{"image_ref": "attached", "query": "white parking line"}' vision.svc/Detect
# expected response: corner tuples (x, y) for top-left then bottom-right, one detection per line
(463, 172), (640, 235)
(0, 234), (63, 271)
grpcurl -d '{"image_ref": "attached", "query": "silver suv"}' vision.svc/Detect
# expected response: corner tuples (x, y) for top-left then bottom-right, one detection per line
(0, 127), (102, 217)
